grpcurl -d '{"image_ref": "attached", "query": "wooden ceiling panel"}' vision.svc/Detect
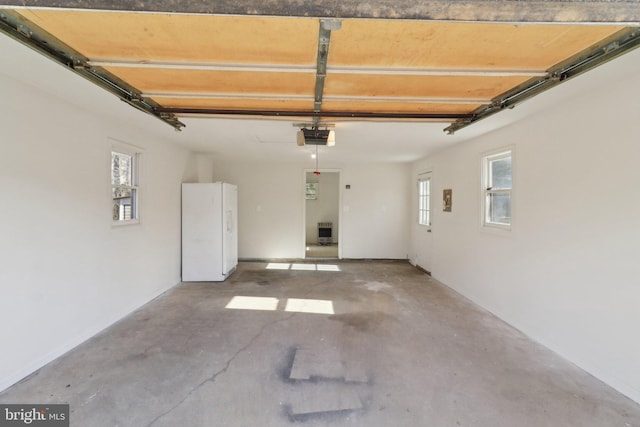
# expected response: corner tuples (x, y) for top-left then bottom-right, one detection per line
(324, 74), (530, 99)
(329, 20), (625, 70)
(322, 101), (480, 114)
(17, 9), (319, 65)
(103, 67), (316, 95)
(4, 7), (637, 130)
(154, 98), (314, 111)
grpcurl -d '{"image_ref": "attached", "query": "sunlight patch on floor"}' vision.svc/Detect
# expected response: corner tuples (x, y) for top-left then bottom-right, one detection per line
(225, 296), (279, 311)
(265, 263), (341, 272)
(225, 296), (335, 315)
(285, 298), (335, 315)
(265, 262), (291, 270)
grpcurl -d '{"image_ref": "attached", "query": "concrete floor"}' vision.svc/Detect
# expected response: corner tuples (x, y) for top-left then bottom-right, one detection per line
(1, 261), (639, 426)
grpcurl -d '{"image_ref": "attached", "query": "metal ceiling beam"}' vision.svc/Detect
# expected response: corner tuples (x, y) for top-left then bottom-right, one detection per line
(143, 91), (491, 105)
(1, 0), (640, 24)
(154, 107), (473, 121)
(324, 95), (488, 104)
(89, 60), (317, 74)
(144, 92), (314, 101)
(89, 59), (547, 78)
(330, 67), (546, 77)
(0, 9), (185, 130)
(445, 27), (640, 134)
(312, 19), (339, 126)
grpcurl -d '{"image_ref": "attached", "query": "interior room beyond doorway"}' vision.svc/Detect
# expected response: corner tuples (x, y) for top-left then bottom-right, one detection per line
(305, 170), (340, 259)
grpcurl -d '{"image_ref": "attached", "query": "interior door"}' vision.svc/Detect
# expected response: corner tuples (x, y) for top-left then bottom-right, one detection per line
(415, 172), (433, 273)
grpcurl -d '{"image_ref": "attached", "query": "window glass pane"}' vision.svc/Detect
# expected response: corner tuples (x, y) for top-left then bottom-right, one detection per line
(111, 152), (132, 186)
(418, 177), (431, 226)
(487, 192), (511, 225)
(490, 156), (511, 189)
(111, 149), (138, 222)
(112, 188), (136, 221)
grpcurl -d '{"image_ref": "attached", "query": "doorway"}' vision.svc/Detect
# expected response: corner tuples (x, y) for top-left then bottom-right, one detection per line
(304, 170), (341, 259)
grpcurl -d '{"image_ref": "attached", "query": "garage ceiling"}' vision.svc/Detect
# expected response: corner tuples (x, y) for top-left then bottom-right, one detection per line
(1, 1), (640, 137)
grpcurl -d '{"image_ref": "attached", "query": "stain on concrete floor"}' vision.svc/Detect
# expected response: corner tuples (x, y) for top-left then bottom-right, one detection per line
(328, 311), (396, 333)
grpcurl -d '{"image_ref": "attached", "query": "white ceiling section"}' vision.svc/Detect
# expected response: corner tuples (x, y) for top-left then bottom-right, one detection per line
(1, 1), (640, 163)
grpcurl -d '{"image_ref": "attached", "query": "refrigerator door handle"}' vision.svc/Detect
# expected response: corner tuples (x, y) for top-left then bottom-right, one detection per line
(225, 210), (233, 232)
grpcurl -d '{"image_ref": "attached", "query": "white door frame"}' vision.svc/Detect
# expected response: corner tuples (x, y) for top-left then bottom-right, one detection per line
(301, 168), (343, 259)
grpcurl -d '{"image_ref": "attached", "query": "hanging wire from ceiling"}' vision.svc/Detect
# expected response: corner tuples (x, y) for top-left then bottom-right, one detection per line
(314, 143), (320, 175)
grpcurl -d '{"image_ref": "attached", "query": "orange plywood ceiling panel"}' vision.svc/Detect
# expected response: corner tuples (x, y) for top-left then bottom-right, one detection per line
(7, 7), (636, 128)
(17, 9), (319, 65)
(321, 101), (480, 114)
(103, 67), (316, 95)
(329, 20), (625, 70)
(324, 74), (530, 100)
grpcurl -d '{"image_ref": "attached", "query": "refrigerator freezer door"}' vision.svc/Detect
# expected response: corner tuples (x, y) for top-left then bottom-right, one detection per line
(222, 183), (238, 276)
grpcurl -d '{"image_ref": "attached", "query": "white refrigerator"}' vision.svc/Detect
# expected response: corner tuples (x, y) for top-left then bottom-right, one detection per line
(182, 182), (238, 282)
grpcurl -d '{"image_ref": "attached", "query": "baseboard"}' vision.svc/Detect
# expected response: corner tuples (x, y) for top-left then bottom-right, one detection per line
(415, 264), (432, 275)
(239, 257), (410, 263)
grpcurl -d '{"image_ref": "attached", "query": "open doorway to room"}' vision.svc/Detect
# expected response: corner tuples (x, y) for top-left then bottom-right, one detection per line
(304, 170), (340, 259)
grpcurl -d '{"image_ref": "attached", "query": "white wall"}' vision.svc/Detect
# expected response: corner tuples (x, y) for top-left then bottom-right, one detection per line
(305, 171), (340, 244)
(0, 72), (197, 391)
(341, 163), (410, 259)
(410, 52), (640, 403)
(195, 154), (216, 183)
(213, 160), (410, 259)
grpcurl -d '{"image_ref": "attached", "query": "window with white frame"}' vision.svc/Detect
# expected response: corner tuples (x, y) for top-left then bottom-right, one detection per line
(483, 150), (512, 228)
(418, 173), (431, 227)
(111, 147), (140, 223)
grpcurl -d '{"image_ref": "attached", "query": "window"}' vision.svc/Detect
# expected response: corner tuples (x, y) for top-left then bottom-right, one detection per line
(418, 173), (431, 227)
(111, 147), (139, 223)
(483, 150), (512, 228)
